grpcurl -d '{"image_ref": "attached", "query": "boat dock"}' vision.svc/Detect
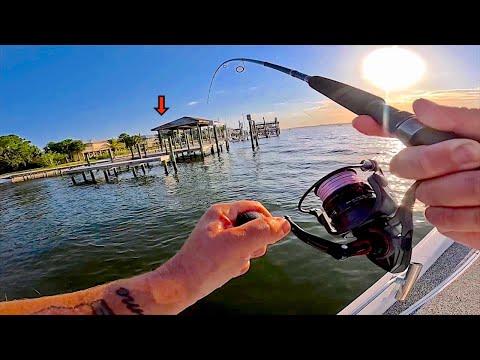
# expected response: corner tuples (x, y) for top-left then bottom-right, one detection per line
(64, 116), (231, 185)
(1, 116), (230, 185)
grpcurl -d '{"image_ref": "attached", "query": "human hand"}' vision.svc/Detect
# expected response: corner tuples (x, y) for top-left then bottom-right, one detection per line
(164, 200), (291, 305)
(352, 98), (480, 249)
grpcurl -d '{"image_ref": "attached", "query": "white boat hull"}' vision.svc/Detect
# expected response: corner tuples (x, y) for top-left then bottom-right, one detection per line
(338, 228), (454, 315)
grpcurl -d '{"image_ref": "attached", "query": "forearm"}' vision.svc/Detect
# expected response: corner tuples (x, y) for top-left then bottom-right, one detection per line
(0, 256), (198, 315)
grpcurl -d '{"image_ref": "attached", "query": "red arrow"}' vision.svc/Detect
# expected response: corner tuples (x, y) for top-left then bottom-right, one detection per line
(154, 95), (169, 116)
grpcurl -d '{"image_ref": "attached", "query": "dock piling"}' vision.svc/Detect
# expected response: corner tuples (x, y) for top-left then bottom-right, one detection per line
(168, 136), (178, 173)
(197, 125), (205, 159)
(186, 135), (191, 157)
(103, 170), (110, 183)
(224, 125), (230, 152)
(247, 115), (255, 151)
(89, 170), (97, 184)
(213, 124), (220, 155)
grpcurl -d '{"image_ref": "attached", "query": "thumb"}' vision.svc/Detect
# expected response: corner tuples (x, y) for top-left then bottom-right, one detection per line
(222, 216), (291, 253)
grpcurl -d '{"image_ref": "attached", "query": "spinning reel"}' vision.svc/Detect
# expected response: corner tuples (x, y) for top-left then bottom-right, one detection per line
(285, 160), (418, 273)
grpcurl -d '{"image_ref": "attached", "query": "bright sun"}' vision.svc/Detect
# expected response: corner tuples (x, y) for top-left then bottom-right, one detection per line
(362, 46), (426, 93)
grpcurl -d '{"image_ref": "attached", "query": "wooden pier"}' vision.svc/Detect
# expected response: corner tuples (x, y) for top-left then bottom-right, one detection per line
(63, 155), (171, 185)
(254, 117), (280, 139)
(63, 116), (230, 186)
(244, 114), (281, 151)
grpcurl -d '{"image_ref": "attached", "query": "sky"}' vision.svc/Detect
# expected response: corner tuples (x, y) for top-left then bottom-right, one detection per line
(0, 45), (479, 148)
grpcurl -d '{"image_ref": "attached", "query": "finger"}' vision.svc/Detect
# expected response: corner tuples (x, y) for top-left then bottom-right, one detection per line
(250, 246), (267, 259)
(206, 200), (272, 224)
(389, 139), (480, 179)
(416, 171), (480, 207)
(222, 216), (290, 253)
(425, 206), (480, 232)
(413, 98), (480, 142)
(436, 228), (480, 250)
(352, 116), (395, 138)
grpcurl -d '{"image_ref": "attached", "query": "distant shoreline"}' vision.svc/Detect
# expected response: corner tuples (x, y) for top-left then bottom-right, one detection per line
(283, 122), (350, 130)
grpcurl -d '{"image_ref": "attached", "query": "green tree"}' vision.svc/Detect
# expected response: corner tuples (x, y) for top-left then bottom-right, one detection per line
(0, 135), (43, 174)
(31, 152), (68, 168)
(119, 133), (142, 159)
(45, 141), (65, 154)
(44, 139), (85, 161)
(67, 140), (85, 160)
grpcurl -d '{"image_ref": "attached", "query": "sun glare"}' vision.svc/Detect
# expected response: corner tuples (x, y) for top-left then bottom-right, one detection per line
(362, 46), (426, 93)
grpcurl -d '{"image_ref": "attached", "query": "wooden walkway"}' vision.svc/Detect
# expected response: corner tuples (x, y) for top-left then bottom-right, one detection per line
(64, 139), (228, 186)
(64, 154), (171, 185)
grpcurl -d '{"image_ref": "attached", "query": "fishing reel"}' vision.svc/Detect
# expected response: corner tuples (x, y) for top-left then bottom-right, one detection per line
(285, 159), (418, 273)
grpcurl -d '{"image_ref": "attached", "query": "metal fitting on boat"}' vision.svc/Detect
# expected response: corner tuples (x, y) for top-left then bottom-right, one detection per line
(395, 262), (423, 301)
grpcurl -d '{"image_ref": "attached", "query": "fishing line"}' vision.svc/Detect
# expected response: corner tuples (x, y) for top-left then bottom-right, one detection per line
(209, 59), (315, 121)
(274, 93), (316, 120)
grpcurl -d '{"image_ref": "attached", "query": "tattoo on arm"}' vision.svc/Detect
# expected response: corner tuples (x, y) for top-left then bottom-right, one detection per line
(115, 287), (144, 315)
(25, 287), (144, 315)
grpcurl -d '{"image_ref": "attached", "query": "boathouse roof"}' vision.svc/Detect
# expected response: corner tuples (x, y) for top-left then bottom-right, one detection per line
(151, 117), (223, 131)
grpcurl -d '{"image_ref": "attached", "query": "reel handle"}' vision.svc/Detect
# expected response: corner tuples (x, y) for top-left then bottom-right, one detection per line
(235, 211), (264, 226)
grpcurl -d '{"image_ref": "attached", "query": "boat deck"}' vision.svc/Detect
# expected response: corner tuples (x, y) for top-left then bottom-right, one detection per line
(416, 256), (480, 315)
(338, 229), (480, 315)
(384, 242), (474, 315)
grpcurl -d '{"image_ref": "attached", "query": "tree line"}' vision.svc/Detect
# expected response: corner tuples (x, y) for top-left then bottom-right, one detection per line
(0, 133), (146, 175)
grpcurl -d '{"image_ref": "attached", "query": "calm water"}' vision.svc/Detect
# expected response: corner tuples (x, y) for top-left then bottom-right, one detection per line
(0, 125), (433, 314)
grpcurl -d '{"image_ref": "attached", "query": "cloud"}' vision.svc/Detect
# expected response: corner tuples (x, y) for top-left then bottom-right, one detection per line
(303, 104), (328, 111)
(274, 99), (330, 107)
(390, 88), (480, 112)
(187, 101), (199, 106)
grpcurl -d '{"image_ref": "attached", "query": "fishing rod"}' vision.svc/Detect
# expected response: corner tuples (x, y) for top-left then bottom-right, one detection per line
(208, 57), (465, 274)
(207, 58), (460, 147)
